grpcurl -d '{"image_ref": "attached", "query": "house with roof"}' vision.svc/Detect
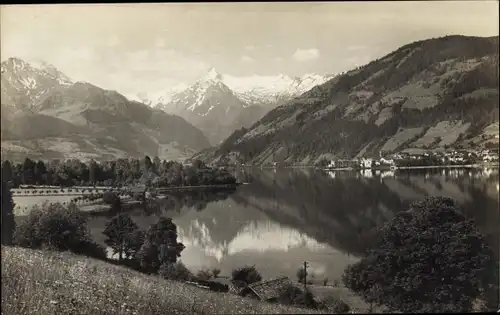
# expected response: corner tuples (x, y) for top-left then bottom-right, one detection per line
(239, 276), (299, 302)
(210, 277), (240, 295)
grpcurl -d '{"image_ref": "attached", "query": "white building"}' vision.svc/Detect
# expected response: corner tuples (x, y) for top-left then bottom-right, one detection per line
(326, 160), (336, 169)
(379, 157), (395, 166)
(360, 158), (373, 169)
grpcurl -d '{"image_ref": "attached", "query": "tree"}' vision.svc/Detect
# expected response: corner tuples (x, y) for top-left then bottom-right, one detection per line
(34, 160), (47, 185)
(231, 265), (262, 286)
(14, 202), (105, 259)
(211, 267), (221, 278)
(136, 217), (185, 273)
(89, 159), (98, 185)
(342, 196), (496, 313)
(103, 191), (122, 213)
(22, 158), (35, 185)
(1, 179), (16, 245)
(297, 266), (308, 283)
(152, 156), (161, 174)
(2, 160), (13, 184)
(143, 156), (153, 173)
(103, 213), (140, 262)
(192, 159), (206, 170)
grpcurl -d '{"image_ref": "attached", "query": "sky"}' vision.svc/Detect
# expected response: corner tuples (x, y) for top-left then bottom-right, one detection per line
(1, 2), (499, 96)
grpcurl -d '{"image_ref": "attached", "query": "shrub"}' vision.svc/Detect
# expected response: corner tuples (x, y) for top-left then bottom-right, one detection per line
(342, 196), (496, 313)
(231, 265), (262, 286)
(159, 261), (193, 281)
(321, 296), (351, 313)
(196, 268), (213, 281)
(211, 268), (221, 278)
(14, 201), (104, 259)
(277, 284), (317, 309)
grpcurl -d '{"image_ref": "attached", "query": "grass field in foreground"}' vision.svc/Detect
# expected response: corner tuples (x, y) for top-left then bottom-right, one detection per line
(1, 246), (327, 315)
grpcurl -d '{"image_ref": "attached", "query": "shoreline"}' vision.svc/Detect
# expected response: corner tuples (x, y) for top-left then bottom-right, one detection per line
(322, 164), (499, 171)
(154, 183), (241, 192)
(11, 183), (242, 197)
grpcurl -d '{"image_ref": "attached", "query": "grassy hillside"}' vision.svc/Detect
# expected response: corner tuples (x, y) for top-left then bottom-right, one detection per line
(195, 35), (499, 165)
(1, 246), (325, 315)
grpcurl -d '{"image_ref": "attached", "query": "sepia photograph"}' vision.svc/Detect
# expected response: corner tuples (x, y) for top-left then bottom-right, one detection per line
(1, 2), (499, 314)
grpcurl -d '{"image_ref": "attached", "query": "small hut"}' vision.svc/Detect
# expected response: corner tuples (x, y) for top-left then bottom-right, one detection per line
(208, 277), (240, 294)
(240, 276), (296, 302)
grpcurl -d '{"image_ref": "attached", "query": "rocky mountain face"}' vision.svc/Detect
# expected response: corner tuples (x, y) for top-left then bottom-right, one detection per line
(1, 58), (72, 113)
(132, 69), (334, 145)
(1, 58), (210, 162)
(194, 35), (499, 166)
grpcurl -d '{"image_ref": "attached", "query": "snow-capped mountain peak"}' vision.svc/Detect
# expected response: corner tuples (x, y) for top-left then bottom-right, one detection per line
(1, 57), (73, 110)
(127, 69), (335, 110)
(202, 67), (223, 82)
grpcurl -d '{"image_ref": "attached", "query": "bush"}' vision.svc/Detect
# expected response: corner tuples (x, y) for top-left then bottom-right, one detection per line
(277, 284), (317, 309)
(231, 265), (262, 286)
(342, 196), (496, 313)
(159, 261), (193, 281)
(196, 268), (213, 281)
(211, 268), (221, 278)
(14, 202), (104, 259)
(320, 296), (350, 313)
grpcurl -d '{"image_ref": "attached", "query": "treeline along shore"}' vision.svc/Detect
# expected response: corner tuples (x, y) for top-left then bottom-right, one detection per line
(1, 156), (238, 189)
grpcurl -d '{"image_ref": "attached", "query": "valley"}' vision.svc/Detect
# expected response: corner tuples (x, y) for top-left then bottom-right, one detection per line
(1, 4), (499, 313)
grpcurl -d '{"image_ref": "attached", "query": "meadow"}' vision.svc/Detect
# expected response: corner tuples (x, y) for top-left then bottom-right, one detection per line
(1, 246), (325, 315)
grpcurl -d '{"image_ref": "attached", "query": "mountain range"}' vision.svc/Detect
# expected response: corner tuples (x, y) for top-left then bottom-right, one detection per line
(2, 35), (498, 164)
(1, 58), (210, 162)
(129, 69), (335, 145)
(194, 35), (499, 166)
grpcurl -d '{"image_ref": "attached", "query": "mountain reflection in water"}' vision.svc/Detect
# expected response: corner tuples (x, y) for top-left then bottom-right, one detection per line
(87, 168), (499, 287)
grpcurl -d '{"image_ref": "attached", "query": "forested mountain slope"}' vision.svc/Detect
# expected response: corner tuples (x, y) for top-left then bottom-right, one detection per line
(194, 35), (499, 165)
(1, 59), (210, 162)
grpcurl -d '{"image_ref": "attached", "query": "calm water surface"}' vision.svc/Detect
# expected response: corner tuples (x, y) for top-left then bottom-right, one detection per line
(14, 168), (500, 286)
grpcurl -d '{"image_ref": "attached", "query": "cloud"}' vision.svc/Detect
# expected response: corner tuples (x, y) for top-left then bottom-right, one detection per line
(107, 36), (120, 47)
(104, 48), (209, 94)
(274, 57), (284, 62)
(155, 38), (166, 48)
(292, 48), (320, 62)
(241, 55), (254, 62)
(245, 45), (255, 50)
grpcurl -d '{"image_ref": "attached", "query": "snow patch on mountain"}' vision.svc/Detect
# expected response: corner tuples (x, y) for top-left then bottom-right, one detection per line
(128, 69), (335, 108)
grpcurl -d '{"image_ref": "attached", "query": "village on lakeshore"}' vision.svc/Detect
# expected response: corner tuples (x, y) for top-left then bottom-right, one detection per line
(316, 148), (500, 171)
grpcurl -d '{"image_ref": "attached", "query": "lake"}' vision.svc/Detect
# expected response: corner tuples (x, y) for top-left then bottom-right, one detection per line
(14, 168), (499, 297)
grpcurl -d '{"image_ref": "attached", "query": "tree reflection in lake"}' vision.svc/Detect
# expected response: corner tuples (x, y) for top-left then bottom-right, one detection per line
(84, 168), (498, 309)
(145, 188), (238, 215)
